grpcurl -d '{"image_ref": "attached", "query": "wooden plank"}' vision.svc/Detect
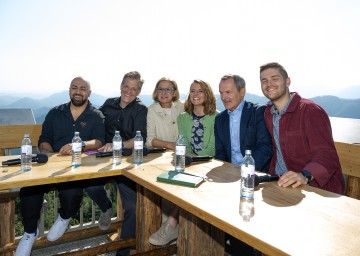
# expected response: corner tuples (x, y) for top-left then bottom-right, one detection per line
(116, 188), (124, 238)
(335, 142), (360, 177)
(178, 208), (224, 256)
(58, 238), (135, 256)
(0, 191), (19, 200)
(0, 124), (42, 152)
(346, 176), (360, 200)
(132, 244), (177, 256)
(335, 142), (360, 199)
(0, 193), (16, 256)
(136, 185), (161, 252)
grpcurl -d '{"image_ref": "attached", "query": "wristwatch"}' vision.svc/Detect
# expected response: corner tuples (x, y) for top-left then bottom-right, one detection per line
(82, 141), (86, 152)
(301, 170), (313, 184)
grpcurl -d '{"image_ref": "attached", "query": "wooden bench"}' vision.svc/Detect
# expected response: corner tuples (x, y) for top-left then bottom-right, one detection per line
(0, 124), (42, 156)
(335, 142), (360, 199)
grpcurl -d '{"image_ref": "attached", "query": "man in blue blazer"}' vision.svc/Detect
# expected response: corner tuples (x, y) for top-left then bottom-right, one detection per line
(215, 74), (273, 171)
(215, 74), (273, 256)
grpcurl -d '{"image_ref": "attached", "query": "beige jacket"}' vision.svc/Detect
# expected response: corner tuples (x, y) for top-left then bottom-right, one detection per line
(146, 100), (184, 147)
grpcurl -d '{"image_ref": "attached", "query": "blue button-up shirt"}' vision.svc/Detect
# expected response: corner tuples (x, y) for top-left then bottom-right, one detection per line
(228, 101), (245, 165)
(270, 93), (295, 175)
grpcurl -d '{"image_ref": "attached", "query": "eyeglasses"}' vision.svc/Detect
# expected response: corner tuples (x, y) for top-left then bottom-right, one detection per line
(157, 88), (176, 93)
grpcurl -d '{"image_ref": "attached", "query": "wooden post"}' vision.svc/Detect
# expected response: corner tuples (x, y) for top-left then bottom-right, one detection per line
(346, 176), (360, 199)
(178, 208), (224, 256)
(136, 185), (161, 252)
(114, 188), (123, 241)
(0, 192), (16, 256)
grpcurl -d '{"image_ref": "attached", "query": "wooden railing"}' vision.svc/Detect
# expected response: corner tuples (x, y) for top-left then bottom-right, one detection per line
(335, 142), (360, 199)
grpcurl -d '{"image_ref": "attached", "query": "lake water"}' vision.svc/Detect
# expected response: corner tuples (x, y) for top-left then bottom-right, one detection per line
(330, 117), (360, 144)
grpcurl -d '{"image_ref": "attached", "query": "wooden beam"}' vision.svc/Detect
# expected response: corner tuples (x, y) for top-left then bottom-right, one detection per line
(132, 244), (177, 256)
(57, 238), (135, 256)
(0, 194), (16, 256)
(1, 221), (124, 254)
(136, 185), (161, 252)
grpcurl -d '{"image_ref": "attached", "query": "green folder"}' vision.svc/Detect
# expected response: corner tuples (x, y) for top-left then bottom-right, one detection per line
(156, 170), (205, 187)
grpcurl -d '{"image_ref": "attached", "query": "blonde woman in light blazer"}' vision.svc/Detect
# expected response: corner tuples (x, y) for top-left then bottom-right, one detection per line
(146, 77), (184, 150)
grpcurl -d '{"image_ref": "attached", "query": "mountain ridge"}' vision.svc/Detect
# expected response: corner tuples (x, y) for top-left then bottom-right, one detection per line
(0, 91), (359, 123)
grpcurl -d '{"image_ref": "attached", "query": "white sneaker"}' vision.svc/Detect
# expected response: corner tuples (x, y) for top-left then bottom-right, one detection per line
(47, 215), (71, 241)
(149, 223), (179, 246)
(98, 208), (112, 231)
(15, 229), (39, 256)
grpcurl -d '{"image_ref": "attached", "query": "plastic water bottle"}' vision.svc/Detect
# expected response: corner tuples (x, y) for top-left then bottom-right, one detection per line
(21, 133), (32, 171)
(72, 131), (82, 167)
(175, 134), (186, 172)
(240, 150), (255, 199)
(113, 130), (122, 165)
(134, 131), (143, 165)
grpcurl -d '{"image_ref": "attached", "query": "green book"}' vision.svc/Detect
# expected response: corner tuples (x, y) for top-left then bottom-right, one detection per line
(156, 170), (205, 187)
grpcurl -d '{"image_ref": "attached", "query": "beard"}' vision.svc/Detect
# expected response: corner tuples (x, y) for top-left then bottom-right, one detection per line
(71, 95), (88, 107)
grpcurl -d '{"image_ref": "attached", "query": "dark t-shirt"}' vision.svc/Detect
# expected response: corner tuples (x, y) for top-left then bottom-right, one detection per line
(99, 97), (148, 143)
(39, 101), (105, 152)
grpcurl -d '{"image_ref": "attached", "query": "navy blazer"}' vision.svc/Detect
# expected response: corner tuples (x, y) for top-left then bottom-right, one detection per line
(214, 101), (273, 172)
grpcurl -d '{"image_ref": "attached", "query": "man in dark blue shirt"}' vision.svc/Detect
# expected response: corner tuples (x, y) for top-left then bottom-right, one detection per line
(16, 77), (105, 256)
(85, 71), (147, 256)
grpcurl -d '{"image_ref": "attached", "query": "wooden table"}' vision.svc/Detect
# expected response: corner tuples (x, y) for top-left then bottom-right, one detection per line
(125, 151), (360, 256)
(2, 152), (360, 255)
(0, 153), (134, 190)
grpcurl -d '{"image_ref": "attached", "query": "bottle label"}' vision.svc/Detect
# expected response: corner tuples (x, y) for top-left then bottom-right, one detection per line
(175, 145), (186, 155)
(241, 165), (255, 176)
(21, 145), (32, 156)
(72, 142), (82, 152)
(113, 141), (122, 150)
(134, 141), (143, 150)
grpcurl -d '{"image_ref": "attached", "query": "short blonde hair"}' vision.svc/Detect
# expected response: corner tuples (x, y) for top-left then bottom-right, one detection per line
(152, 77), (180, 102)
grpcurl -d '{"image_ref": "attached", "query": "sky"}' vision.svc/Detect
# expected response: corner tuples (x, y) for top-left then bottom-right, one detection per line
(0, 0), (360, 99)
